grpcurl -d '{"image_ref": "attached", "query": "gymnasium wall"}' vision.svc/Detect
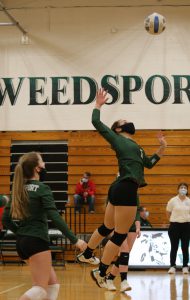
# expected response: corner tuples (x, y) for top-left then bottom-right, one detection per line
(1, 1), (190, 130)
(1, 129), (190, 230)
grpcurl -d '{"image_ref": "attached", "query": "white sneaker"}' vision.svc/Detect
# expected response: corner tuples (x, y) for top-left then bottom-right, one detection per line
(77, 253), (100, 265)
(105, 279), (117, 291)
(120, 280), (132, 292)
(91, 268), (106, 288)
(168, 267), (176, 274)
(182, 267), (189, 274)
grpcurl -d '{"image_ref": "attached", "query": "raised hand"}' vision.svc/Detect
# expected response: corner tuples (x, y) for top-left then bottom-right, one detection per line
(156, 131), (167, 157)
(95, 88), (108, 109)
(157, 131), (167, 148)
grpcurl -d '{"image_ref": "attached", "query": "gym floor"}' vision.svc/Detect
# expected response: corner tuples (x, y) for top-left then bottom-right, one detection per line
(0, 264), (189, 300)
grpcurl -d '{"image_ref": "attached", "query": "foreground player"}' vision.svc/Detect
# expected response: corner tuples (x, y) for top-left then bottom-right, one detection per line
(78, 88), (167, 288)
(3, 152), (86, 300)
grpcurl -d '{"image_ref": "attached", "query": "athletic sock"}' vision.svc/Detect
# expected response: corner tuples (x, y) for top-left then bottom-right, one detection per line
(82, 246), (94, 259)
(99, 262), (109, 277)
(120, 272), (127, 282)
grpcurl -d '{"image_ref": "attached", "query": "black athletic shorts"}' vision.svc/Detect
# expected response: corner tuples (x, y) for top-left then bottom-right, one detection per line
(108, 179), (138, 206)
(16, 235), (50, 260)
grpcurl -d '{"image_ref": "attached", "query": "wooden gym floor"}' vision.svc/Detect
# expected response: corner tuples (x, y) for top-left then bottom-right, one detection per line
(0, 264), (189, 300)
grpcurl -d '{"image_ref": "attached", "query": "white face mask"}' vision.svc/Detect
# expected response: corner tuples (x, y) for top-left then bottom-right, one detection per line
(145, 211), (149, 218)
(82, 177), (88, 183)
(179, 188), (187, 196)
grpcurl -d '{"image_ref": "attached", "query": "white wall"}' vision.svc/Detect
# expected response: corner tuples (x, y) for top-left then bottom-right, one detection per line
(0, 2), (190, 130)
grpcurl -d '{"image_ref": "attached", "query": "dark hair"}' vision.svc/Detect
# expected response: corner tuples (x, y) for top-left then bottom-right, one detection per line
(177, 182), (188, 190)
(111, 120), (121, 132)
(84, 172), (91, 177)
(138, 206), (145, 212)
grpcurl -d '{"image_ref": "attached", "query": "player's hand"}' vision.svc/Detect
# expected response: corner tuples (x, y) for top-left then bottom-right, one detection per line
(95, 88), (109, 109)
(157, 131), (167, 148)
(75, 239), (87, 251)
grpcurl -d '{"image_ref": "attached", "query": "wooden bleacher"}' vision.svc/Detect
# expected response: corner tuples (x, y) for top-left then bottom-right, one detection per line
(68, 130), (190, 229)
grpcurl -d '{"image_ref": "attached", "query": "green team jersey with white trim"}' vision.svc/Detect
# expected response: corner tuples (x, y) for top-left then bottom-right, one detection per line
(92, 108), (160, 187)
(2, 180), (78, 244)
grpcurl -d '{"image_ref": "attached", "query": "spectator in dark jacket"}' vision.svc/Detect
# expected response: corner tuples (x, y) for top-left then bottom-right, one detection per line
(139, 206), (152, 227)
(74, 172), (96, 213)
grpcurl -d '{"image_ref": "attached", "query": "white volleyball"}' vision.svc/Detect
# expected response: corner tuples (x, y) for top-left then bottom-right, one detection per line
(144, 12), (166, 35)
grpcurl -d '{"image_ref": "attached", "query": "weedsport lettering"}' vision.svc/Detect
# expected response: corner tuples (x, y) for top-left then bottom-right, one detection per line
(0, 75), (190, 105)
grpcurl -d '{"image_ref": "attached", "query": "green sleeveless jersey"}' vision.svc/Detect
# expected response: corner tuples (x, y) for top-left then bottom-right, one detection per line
(92, 108), (160, 187)
(2, 180), (78, 244)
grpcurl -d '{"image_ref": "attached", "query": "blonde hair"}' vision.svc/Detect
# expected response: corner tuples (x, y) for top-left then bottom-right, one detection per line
(11, 152), (40, 219)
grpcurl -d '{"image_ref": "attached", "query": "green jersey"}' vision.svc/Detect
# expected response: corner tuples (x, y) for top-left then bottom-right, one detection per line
(92, 108), (160, 187)
(2, 180), (78, 244)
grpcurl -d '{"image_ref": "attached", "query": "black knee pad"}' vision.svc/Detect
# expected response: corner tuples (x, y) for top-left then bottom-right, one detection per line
(98, 223), (113, 237)
(119, 252), (129, 265)
(110, 231), (128, 246)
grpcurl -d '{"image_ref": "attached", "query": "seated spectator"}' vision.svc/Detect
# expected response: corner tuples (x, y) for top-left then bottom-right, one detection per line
(0, 194), (9, 233)
(74, 172), (95, 213)
(139, 206), (152, 227)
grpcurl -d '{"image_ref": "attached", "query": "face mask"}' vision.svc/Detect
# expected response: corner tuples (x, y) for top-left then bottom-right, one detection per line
(120, 122), (135, 135)
(179, 188), (187, 196)
(82, 178), (88, 183)
(39, 168), (47, 182)
(145, 211), (149, 218)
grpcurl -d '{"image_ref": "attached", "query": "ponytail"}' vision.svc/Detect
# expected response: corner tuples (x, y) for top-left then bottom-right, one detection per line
(11, 152), (39, 220)
(11, 164), (29, 219)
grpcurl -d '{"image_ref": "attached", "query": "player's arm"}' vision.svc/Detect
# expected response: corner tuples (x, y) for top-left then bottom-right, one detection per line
(156, 131), (167, 157)
(143, 131), (167, 168)
(41, 185), (86, 250)
(92, 89), (118, 147)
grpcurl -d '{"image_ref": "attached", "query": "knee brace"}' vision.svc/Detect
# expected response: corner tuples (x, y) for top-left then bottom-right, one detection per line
(98, 223), (113, 237)
(47, 283), (60, 300)
(110, 232), (128, 246)
(24, 286), (47, 300)
(119, 252), (129, 266)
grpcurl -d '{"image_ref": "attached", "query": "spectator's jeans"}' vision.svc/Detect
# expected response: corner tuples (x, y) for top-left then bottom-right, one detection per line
(74, 194), (95, 212)
(168, 222), (190, 267)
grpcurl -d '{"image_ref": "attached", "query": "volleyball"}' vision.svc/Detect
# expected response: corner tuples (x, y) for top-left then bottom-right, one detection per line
(144, 12), (166, 35)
